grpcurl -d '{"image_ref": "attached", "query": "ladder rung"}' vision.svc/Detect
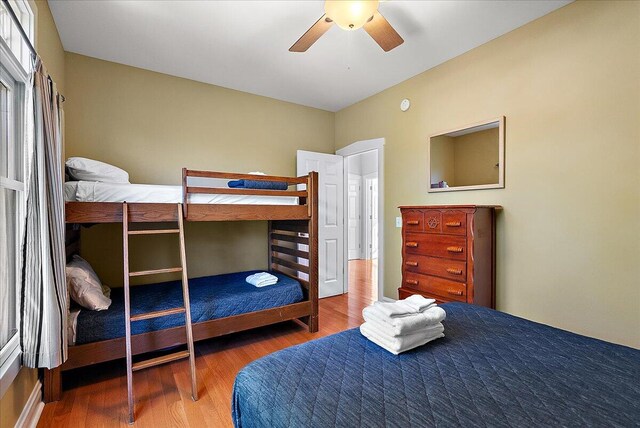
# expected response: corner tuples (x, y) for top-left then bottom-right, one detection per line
(128, 229), (180, 235)
(132, 350), (190, 372)
(130, 307), (185, 322)
(129, 267), (182, 277)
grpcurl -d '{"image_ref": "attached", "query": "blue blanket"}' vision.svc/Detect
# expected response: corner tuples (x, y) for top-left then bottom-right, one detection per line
(228, 179), (288, 190)
(75, 271), (303, 345)
(232, 303), (640, 428)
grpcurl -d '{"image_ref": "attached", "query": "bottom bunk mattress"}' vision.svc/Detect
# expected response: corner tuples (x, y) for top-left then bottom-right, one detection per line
(232, 303), (640, 428)
(74, 270), (303, 345)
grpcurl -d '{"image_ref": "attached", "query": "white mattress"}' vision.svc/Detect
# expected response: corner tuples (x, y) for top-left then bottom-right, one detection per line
(64, 181), (299, 205)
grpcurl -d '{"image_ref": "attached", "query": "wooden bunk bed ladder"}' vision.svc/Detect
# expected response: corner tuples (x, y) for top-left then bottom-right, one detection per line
(122, 203), (198, 423)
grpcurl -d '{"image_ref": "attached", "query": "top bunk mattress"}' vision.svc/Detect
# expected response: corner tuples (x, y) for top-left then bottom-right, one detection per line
(64, 181), (299, 205)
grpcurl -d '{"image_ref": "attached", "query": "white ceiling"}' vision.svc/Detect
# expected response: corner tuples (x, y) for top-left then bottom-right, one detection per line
(49, 0), (571, 112)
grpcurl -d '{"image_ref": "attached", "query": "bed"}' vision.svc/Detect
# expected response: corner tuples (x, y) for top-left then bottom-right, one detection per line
(63, 169), (314, 222)
(71, 270), (303, 345)
(43, 168), (319, 403)
(232, 302), (640, 428)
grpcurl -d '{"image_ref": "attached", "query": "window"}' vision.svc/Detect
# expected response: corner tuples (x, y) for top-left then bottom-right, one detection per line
(0, 0), (31, 397)
(0, 0), (34, 70)
(0, 72), (22, 350)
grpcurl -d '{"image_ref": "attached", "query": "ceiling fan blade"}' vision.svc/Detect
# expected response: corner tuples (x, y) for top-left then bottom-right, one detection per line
(363, 11), (404, 52)
(289, 14), (334, 52)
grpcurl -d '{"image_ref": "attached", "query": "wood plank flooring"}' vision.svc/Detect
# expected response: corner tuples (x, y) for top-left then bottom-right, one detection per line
(38, 260), (377, 427)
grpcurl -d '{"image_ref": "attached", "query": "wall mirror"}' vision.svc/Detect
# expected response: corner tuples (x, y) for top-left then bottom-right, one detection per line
(428, 116), (505, 192)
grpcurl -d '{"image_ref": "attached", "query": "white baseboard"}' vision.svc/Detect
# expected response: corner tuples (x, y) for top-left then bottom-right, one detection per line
(15, 380), (43, 428)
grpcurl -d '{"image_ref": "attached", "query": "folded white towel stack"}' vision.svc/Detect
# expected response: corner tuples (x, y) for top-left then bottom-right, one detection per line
(246, 272), (278, 287)
(360, 294), (446, 354)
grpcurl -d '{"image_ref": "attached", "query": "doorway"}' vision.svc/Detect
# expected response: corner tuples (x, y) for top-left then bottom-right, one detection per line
(338, 139), (384, 303)
(296, 139), (384, 301)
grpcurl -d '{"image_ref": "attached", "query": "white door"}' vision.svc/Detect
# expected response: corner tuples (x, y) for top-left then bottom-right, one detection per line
(365, 175), (379, 259)
(297, 150), (345, 298)
(347, 174), (362, 260)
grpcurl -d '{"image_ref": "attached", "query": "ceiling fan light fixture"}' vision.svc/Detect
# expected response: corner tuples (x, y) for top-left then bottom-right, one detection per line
(324, 0), (379, 31)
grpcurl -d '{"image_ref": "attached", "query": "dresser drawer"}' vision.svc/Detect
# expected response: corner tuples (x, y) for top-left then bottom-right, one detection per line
(404, 254), (466, 282)
(404, 233), (467, 260)
(442, 211), (466, 236)
(402, 210), (424, 232)
(403, 272), (467, 302)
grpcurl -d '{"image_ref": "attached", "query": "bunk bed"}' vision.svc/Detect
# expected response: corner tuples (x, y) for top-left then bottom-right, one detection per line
(43, 168), (319, 403)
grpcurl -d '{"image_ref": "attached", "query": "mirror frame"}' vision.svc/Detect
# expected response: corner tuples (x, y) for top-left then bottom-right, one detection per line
(427, 116), (505, 193)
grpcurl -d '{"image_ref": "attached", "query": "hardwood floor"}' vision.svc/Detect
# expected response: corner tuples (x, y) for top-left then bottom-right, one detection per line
(38, 262), (376, 427)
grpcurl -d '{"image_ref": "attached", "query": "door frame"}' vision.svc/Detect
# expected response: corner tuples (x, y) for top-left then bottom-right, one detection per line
(363, 172), (378, 260)
(347, 173), (363, 260)
(336, 138), (385, 301)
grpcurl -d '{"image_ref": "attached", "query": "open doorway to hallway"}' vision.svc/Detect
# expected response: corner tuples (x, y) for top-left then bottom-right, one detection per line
(345, 150), (379, 302)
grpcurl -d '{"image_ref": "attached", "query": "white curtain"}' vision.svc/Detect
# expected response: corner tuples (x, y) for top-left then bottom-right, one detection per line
(20, 59), (67, 369)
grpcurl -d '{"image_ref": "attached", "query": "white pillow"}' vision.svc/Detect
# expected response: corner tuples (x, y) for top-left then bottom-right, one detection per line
(66, 157), (130, 183)
(66, 255), (112, 311)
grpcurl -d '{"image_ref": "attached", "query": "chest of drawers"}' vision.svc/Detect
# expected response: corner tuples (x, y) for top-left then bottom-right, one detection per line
(399, 205), (499, 308)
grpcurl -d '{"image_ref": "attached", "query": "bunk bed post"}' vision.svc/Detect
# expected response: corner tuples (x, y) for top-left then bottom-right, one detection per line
(43, 366), (62, 402)
(267, 220), (273, 268)
(308, 171), (319, 332)
(44, 223), (80, 402)
(182, 167), (188, 219)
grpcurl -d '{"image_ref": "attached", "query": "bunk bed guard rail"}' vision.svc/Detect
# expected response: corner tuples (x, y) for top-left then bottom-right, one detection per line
(181, 168), (315, 220)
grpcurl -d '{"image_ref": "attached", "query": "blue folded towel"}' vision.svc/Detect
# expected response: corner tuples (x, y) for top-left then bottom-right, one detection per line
(228, 179), (288, 190)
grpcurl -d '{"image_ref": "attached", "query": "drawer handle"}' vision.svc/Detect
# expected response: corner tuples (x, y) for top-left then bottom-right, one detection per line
(447, 290), (463, 296)
(407, 220), (420, 225)
(406, 242), (419, 248)
(406, 279), (419, 285)
(446, 246), (464, 253)
(445, 221), (461, 227)
(405, 261), (419, 267)
(446, 268), (462, 275)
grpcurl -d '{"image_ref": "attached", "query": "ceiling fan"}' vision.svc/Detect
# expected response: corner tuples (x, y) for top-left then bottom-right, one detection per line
(289, 0), (404, 53)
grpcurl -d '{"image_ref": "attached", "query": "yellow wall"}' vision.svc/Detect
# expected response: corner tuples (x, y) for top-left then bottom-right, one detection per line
(1, 1), (65, 426)
(335, 1), (640, 348)
(64, 53), (335, 287)
(33, 0), (64, 91)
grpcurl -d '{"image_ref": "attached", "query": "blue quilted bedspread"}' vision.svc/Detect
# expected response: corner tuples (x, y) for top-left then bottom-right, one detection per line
(75, 271), (303, 345)
(232, 303), (640, 428)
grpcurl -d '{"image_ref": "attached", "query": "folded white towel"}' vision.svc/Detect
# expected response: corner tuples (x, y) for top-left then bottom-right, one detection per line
(403, 294), (437, 312)
(373, 296), (436, 319)
(363, 304), (446, 336)
(373, 301), (417, 318)
(246, 272), (279, 287)
(360, 322), (444, 355)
